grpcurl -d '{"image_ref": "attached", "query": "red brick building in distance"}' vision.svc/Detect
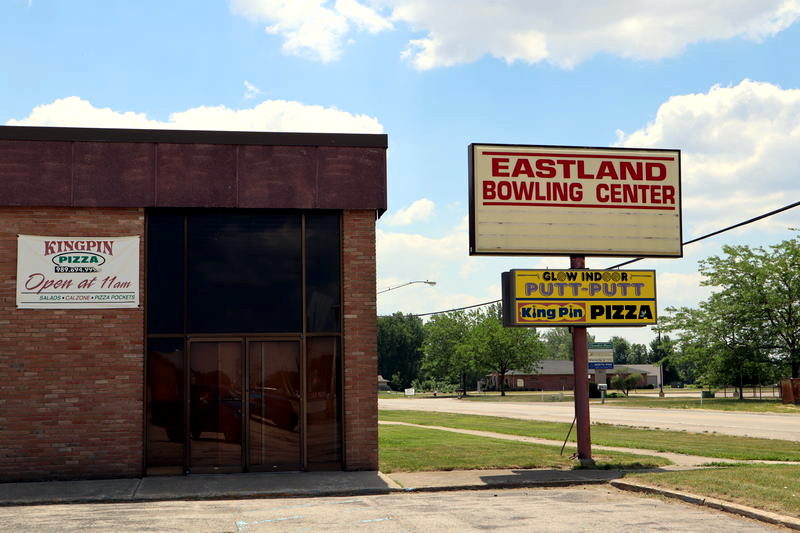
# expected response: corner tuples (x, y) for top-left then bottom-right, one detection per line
(0, 126), (386, 481)
(488, 360), (660, 391)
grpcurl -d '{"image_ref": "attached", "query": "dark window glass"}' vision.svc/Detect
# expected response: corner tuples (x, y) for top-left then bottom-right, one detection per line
(187, 212), (302, 333)
(146, 212), (185, 334)
(306, 337), (341, 467)
(190, 341), (243, 470)
(305, 213), (341, 333)
(146, 338), (184, 468)
(248, 341), (301, 470)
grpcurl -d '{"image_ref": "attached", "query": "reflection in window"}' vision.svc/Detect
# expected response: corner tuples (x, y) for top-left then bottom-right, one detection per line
(146, 338), (184, 469)
(147, 213), (184, 334)
(306, 337), (341, 467)
(187, 212), (302, 333)
(248, 342), (300, 470)
(190, 342), (243, 469)
(306, 213), (341, 332)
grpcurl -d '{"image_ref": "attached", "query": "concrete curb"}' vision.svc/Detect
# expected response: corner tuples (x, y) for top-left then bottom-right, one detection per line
(610, 480), (800, 531)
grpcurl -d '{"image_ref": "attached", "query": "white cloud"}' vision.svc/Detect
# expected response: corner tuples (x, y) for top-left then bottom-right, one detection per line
(336, 0), (392, 33)
(381, 198), (435, 226)
(230, 0), (391, 62)
(243, 80), (263, 99)
(657, 271), (713, 307)
(615, 80), (800, 237)
(231, 1), (799, 69)
(394, 0), (800, 69)
(6, 96), (384, 134)
(376, 215), (485, 315)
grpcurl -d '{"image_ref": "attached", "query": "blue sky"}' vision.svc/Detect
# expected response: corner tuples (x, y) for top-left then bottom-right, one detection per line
(3, 0), (800, 346)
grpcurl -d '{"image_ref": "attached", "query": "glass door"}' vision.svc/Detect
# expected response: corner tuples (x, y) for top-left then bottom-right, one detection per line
(247, 341), (301, 471)
(189, 340), (243, 473)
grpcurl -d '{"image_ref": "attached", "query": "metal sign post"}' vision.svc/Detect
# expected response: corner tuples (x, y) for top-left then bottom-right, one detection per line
(570, 255), (593, 465)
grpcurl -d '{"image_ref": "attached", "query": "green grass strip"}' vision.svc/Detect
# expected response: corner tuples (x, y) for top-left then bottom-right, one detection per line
(628, 465), (800, 518)
(379, 424), (671, 473)
(380, 410), (800, 461)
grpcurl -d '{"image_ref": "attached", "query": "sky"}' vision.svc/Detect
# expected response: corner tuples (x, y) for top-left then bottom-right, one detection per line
(3, 0), (800, 347)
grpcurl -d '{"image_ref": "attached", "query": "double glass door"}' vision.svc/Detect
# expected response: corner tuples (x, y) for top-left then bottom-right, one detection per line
(188, 339), (300, 473)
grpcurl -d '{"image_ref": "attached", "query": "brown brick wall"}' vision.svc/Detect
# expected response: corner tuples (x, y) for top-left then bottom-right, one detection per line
(0, 207), (145, 481)
(341, 210), (378, 470)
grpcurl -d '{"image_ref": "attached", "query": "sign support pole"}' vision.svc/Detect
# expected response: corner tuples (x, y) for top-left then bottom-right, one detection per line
(570, 255), (594, 465)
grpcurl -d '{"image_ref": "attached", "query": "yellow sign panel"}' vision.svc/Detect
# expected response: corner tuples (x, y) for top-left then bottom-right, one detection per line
(502, 269), (657, 327)
(470, 144), (682, 257)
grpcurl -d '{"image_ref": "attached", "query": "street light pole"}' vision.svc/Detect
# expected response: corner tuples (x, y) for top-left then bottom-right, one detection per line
(377, 280), (437, 295)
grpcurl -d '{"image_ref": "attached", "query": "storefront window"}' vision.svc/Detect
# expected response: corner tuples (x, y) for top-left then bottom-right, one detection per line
(147, 213), (185, 334)
(305, 213), (341, 333)
(146, 209), (342, 472)
(187, 212), (302, 333)
(146, 338), (184, 470)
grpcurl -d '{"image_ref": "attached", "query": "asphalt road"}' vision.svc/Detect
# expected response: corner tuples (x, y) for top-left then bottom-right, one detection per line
(379, 398), (800, 441)
(0, 487), (782, 532)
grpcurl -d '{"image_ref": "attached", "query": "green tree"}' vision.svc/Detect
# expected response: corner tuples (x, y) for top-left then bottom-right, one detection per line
(543, 328), (572, 360)
(648, 333), (683, 384)
(700, 237), (800, 378)
(470, 304), (545, 396)
(377, 312), (424, 390)
(628, 343), (649, 364)
(543, 328), (595, 360)
(662, 292), (767, 399)
(611, 371), (642, 396)
(420, 310), (477, 392)
(611, 336), (631, 364)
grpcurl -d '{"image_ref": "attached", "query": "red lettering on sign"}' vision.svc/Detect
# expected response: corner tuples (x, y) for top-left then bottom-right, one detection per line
(491, 158), (510, 177)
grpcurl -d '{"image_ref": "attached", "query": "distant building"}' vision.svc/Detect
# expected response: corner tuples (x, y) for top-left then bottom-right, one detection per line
(487, 360), (660, 391)
(377, 375), (391, 391)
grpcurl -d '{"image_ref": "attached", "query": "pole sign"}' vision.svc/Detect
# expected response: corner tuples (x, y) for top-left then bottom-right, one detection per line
(16, 235), (140, 309)
(502, 269), (656, 327)
(588, 342), (614, 369)
(469, 144), (681, 257)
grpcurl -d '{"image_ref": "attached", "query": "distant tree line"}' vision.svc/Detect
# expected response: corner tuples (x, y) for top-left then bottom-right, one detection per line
(379, 237), (798, 400)
(379, 303), (544, 396)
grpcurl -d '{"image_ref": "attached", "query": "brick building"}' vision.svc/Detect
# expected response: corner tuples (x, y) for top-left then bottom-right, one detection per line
(0, 126), (386, 481)
(488, 360), (660, 391)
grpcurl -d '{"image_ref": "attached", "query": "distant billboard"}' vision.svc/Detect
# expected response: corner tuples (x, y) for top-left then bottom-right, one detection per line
(502, 269), (657, 327)
(469, 144), (682, 257)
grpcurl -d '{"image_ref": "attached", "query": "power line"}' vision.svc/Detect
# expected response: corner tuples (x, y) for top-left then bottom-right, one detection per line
(406, 199), (800, 318)
(606, 199), (800, 269)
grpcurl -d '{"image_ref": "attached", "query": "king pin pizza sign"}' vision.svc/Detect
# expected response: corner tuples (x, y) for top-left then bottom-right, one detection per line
(502, 269), (656, 327)
(16, 235), (140, 309)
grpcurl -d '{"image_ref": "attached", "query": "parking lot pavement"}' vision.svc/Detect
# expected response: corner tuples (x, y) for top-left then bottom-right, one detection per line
(0, 486), (784, 532)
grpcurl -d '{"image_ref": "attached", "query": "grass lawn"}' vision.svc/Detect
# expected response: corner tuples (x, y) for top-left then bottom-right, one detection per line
(379, 424), (671, 473)
(379, 410), (800, 461)
(628, 465), (800, 518)
(603, 396), (799, 413)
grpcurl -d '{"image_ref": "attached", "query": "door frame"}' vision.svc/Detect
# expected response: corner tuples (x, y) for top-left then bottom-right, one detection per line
(186, 337), (246, 474)
(245, 337), (304, 472)
(185, 335), (304, 473)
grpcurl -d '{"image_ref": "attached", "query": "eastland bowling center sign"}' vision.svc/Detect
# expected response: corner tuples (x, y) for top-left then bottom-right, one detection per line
(469, 144), (682, 257)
